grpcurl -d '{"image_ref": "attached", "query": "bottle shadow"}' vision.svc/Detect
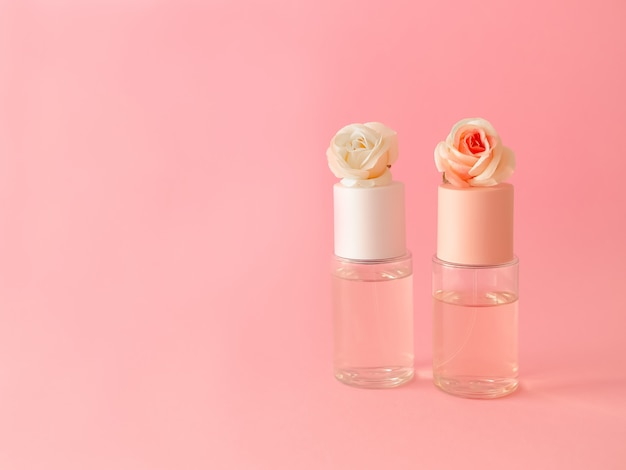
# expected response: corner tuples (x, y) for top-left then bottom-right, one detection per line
(401, 361), (626, 409)
(517, 365), (626, 414)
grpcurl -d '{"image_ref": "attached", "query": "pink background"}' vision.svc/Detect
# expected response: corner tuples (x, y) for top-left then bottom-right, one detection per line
(1, 1), (626, 469)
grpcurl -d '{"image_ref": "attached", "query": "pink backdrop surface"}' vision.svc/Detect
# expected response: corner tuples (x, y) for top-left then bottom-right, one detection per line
(1, 1), (626, 469)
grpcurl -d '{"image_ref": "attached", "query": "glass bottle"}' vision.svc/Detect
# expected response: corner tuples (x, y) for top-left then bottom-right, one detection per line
(433, 182), (518, 398)
(333, 253), (413, 388)
(432, 256), (518, 398)
(332, 181), (414, 388)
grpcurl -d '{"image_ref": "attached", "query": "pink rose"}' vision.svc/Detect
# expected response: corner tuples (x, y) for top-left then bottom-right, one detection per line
(434, 118), (515, 187)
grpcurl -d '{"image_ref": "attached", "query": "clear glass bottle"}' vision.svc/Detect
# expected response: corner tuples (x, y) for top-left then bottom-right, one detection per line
(433, 182), (518, 398)
(332, 253), (414, 388)
(432, 256), (519, 398)
(331, 180), (414, 388)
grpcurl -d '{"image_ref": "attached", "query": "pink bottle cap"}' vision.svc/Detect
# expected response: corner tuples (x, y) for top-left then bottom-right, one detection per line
(334, 181), (407, 261)
(437, 183), (514, 266)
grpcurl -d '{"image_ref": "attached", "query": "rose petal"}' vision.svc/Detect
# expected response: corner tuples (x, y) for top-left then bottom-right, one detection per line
(468, 136), (500, 176)
(364, 122), (395, 139)
(446, 158), (472, 178)
(359, 134), (386, 170)
(386, 133), (399, 166)
(447, 143), (480, 166)
(440, 158), (469, 188)
(340, 178), (360, 187)
(469, 177), (497, 187)
(327, 147), (351, 170)
(360, 139), (392, 178)
(363, 150), (390, 178)
(471, 145), (502, 182)
(340, 168), (392, 188)
(370, 168), (393, 186)
(359, 123), (397, 176)
(450, 118), (498, 139)
(488, 146), (515, 183)
(337, 167), (370, 179)
(327, 147), (369, 179)
(468, 154), (492, 177)
(458, 136), (471, 155)
(353, 125), (380, 147)
(434, 141), (448, 172)
(365, 122), (399, 165)
(347, 147), (374, 169)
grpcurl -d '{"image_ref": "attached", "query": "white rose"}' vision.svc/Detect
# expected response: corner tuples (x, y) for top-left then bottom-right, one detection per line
(326, 122), (399, 187)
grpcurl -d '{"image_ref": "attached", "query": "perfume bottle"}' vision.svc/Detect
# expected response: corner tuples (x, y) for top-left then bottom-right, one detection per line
(332, 182), (414, 388)
(433, 182), (519, 398)
(326, 122), (414, 388)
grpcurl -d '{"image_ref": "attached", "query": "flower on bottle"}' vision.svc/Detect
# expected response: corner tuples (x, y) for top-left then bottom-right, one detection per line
(327, 122), (398, 187)
(434, 118), (515, 187)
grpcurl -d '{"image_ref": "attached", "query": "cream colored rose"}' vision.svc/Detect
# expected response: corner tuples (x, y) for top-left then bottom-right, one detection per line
(434, 118), (515, 187)
(327, 122), (399, 187)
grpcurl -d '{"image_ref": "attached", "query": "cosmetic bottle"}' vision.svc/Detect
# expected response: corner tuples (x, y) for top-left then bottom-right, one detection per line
(433, 183), (519, 398)
(332, 182), (414, 388)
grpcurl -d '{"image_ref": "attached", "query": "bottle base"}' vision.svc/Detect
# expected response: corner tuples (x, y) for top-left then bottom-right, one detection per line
(335, 366), (414, 389)
(433, 375), (518, 399)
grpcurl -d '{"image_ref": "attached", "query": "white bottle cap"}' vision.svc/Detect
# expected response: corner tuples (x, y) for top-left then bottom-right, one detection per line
(333, 181), (407, 260)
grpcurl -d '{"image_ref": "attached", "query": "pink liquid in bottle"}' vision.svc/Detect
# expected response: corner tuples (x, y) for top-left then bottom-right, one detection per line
(332, 255), (414, 388)
(433, 290), (518, 398)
